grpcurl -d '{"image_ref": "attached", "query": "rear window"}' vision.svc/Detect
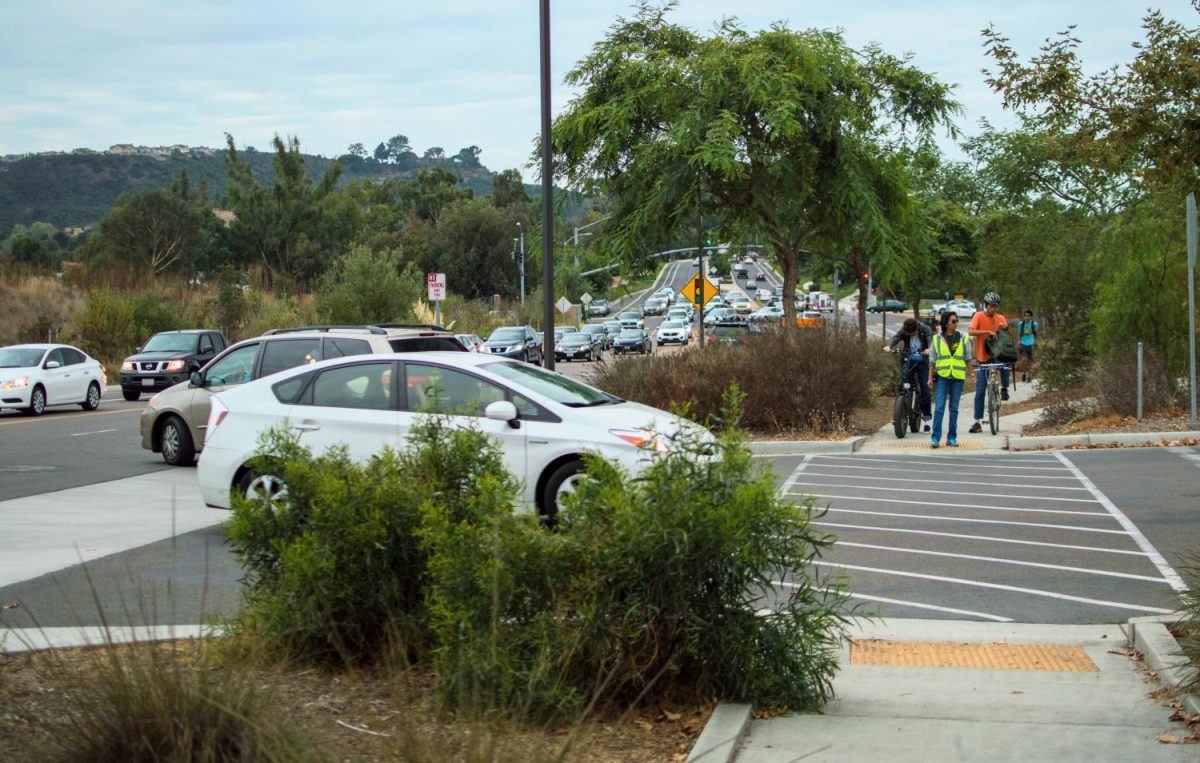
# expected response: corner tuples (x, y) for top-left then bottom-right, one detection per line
(389, 337), (467, 352)
(713, 325), (749, 338)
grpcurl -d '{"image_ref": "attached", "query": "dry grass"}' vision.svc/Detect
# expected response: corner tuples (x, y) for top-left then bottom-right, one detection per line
(0, 641), (710, 762)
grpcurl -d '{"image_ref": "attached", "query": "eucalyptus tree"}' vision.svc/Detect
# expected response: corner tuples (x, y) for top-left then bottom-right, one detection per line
(550, 2), (959, 324)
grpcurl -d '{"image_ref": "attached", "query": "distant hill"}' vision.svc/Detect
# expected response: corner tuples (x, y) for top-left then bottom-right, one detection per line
(0, 148), (506, 237)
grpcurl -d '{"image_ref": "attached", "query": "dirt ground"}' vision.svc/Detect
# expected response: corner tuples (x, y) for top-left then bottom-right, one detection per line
(0, 642), (710, 762)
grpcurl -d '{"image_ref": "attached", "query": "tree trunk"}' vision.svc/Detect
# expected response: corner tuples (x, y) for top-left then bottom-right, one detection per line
(857, 283), (869, 342)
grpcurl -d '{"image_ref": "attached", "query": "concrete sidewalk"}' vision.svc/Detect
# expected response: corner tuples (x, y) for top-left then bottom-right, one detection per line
(690, 618), (1197, 762)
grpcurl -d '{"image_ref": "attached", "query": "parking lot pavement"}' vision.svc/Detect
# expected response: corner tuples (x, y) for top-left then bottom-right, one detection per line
(771, 452), (1184, 624)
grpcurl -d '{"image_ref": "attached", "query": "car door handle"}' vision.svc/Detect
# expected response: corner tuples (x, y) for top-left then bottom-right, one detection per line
(295, 420), (321, 431)
(530, 439), (549, 444)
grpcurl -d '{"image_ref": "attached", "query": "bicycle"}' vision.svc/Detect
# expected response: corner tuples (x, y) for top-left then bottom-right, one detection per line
(892, 352), (924, 439)
(978, 362), (1007, 435)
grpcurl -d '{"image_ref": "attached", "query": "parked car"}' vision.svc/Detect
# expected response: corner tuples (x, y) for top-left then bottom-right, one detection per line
(456, 333), (486, 352)
(934, 299), (977, 320)
(140, 324), (463, 466)
(484, 326), (543, 363)
(0, 343), (105, 416)
(612, 328), (653, 355)
(617, 310), (644, 330)
(555, 332), (598, 362)
(120, 330), (227, 401)
(867, 299), (909, 313)
(655, 320), (691, 345)
(705, 321), (761, 345)
(587, 299), (611, 316)
(197, 352), (712, 520)
(580, 323), (611, 352)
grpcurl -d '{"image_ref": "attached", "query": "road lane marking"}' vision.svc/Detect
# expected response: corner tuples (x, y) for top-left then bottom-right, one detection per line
(70, 428), (118, 437)
(813, 561), (1175, 614)
(795, 493), (1108, 517)
(801, 462), (1083, 481)
(0, 408), (140, 427)
(1055, 452), (1186, 592)
(798, 471), (1090, 491)
(790, 482), (1101, 503)
(810, 507), (1127, 534)
(814, 454), (1068, 470)
(812, 521), (1148, 556)
(836, 541), (1172, 584)
(791, 584), (1013, 622)
(777, 454), (813, 497)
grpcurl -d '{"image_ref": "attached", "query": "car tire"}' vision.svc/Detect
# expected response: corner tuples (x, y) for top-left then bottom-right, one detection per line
(236, 468), (288, 511)
(542, 458), (586, 525)
(80, 382), (101, 411)
(122, 389), (141, 401)
(25, 385), (46, 416)
(159, 415), (196, 466)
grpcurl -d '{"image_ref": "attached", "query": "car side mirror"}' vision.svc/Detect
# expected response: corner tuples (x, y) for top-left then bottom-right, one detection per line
(484, 400), (520, 428)
(189, 371), (204, 388)
(44, 360), (61, 370)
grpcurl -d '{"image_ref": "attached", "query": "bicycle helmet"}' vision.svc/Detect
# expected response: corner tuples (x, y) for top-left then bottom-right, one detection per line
(983, 291), (1001, 306)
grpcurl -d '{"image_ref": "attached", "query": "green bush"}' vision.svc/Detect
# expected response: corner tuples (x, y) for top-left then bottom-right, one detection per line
(315, 245), (421, 325)
(588, 324), (873, 433)
(66, 289), (139, 364)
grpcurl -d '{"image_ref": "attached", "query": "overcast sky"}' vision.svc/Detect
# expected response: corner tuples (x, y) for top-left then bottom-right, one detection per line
(1, 1), (1194, 179)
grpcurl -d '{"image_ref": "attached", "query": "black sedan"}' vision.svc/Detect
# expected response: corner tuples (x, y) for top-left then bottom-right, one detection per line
(556, 332), (599, 362)
(611, 328), (653, 355)
(867, 299), (910, 313)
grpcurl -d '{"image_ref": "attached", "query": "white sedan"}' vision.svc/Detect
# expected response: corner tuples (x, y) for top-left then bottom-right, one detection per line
(198, 352), (711, 521)
(749, 304), (785, 322)
(0, 343), (106, 415)
(656, 320), (691, 345)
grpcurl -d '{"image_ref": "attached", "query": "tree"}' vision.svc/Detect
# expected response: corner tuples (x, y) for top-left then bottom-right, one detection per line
(95, 189), (203, 275)
(346, 142), (367, 159)
(1, 222), (62, 269)
(223, 133), (344, 288)
(550, 4), (959, 325)
(453, 146), (482, 168)
(316, 246), (421, 324)
(400, 168), (472, 226)
(490, 169), (530, 209)
(423, 147), (445, 161)
(427, 198), (520, 299)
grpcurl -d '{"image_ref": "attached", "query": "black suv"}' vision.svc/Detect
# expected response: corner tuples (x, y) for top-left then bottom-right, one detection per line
(120, 330), (227, 401)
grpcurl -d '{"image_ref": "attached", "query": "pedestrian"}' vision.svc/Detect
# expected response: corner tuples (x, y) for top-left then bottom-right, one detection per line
(967, 292), (1010, 433)
(929, 310), (969, 447)
(1017, 309), (1039, 382)
(884, 317), (933, 431)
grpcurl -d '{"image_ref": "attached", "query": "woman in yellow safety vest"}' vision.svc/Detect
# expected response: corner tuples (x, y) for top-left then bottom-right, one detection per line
(928, 311), (970, 448)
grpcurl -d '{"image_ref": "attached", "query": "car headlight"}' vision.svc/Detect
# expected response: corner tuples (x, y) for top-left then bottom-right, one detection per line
(121, 360), (134, 371)
(1, 376), (30, 390)
(165, 359), (187, 372)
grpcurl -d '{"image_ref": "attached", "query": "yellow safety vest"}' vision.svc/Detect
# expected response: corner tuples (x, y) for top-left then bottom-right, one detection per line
(933, 333), (966, 380)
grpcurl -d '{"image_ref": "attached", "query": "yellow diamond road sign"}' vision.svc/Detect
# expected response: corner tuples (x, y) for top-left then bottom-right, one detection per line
(681, 275), (719, 307)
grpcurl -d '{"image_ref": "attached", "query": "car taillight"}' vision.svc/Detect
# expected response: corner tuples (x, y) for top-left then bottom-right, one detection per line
(206, 398), (229, 440)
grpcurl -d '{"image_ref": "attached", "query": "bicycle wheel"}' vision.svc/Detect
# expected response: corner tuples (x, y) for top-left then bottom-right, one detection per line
(893, 395), (908, 438)
(988, 377), (1000, 435)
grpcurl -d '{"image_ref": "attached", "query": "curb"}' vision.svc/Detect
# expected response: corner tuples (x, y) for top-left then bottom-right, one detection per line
(1008, 430), (1200, 451)
(747, 437), (867, 456)
(686, 702), (752, 763)
(1126, 614), (1200, 715)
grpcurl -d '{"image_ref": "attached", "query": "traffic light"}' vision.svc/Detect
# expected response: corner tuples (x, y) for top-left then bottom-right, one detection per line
(862, 272), (869, 281)
(705, 237), (713, 247)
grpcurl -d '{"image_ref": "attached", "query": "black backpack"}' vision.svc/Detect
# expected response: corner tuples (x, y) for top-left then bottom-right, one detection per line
(987, 328), (1019, 363)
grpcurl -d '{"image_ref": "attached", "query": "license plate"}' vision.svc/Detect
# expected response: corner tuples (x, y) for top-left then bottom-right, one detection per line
(142, 378), (155, 386)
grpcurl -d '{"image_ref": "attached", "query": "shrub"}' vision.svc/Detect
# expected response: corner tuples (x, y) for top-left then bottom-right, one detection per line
(0, 276), (82, 345)
(1094, 344), (1177, 416)
(66, 289), (138, 364)
(588, 324), (872, 433)
(315, 246), (421, 325)
(240, 291), (320, 339)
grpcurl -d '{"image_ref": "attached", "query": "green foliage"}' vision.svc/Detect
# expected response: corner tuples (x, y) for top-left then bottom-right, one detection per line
(0, 222), (63, 269)
(239, 291), (320, 340)
(315, 245), (421, 324)
(427, 198), (521, 299)
(66, 290), (138, 362)
(95, 188), (204, 275)
(1173, 560), (1200, 698)
(589, 324), (873, 433)
(0, 276), (82, 345)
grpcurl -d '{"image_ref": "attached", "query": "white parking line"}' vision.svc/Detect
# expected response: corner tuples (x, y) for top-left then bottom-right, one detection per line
(811, 521), (1149, 556)
(795, 584), (1013, 622)
(777, 455), (813, 497)
(1055, 452), (1186, 592)
(814, 454), (1069, 470)
(801, 462), (1084, 481)
(799, 492), (1108, 517)
(70, 428), (117, 437)
(790, 482), (1101, 503)
(798, 471), (1090, 491)
(813, 561), (1175, 614)
(836, 541), (1172, 584)
(813, 507), (1127, 535)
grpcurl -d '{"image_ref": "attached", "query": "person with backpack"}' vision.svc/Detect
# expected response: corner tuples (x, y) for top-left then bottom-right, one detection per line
(1017, 309), (1039, 382)
(967, 292), (1012, 433)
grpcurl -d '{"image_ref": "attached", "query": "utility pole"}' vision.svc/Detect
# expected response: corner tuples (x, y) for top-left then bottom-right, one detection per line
(1187, 193), (1197, 427)
(516, 222), (526, 304)
(538, 0), (554, 369)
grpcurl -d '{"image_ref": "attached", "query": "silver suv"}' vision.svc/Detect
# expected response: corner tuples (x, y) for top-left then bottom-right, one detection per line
(140, 324), (464, 466)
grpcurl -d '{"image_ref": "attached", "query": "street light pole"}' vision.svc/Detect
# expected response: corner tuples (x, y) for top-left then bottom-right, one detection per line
(516, 222), (526, 304)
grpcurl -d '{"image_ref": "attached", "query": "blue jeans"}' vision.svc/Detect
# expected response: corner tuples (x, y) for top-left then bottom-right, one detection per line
(933, 376), (964, 440)
(898, 358), (932, 417)
(973, 366), (1010, 420)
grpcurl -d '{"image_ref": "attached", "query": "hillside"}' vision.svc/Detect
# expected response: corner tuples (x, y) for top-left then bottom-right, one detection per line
(0, 149), (501, 237)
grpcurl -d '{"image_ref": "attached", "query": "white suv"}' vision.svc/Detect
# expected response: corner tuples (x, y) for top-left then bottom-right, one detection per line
(140, 324), (465, 466)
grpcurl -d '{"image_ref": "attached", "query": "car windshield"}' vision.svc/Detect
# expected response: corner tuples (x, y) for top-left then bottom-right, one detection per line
(661, 321), (683, 329)
(619, 312), (639, 320)
(483, 361), (621, 407)
(604, 322), (621, 330)
(0, 347), (46, 367)
(618, 329), (642, 337)
(564, 333), (589, 342)
(489, 329), (524, 342)
(141, 334), (199, 353)
(582, 325), (604, 334)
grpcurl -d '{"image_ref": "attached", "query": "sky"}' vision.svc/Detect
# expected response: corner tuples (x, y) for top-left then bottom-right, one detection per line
(1, 1), (1195, 180)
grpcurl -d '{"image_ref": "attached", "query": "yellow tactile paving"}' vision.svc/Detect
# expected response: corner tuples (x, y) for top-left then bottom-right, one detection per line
(851, 639), (1099, 672)
(877, 440), (983, 451)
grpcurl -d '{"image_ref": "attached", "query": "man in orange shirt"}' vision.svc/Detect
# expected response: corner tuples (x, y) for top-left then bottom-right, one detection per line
(967, 291), (1009, 433)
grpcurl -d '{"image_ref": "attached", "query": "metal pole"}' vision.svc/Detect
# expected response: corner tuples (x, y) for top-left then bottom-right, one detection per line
(517, 222), (525, 304)
(1187, 192), (1197, 428)
(1137, 341), (1144, 422)
(833, 267), (840, 329)
(539, 0), (555, 369)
